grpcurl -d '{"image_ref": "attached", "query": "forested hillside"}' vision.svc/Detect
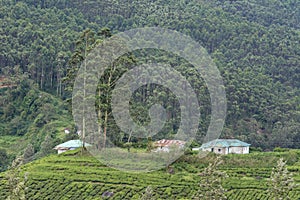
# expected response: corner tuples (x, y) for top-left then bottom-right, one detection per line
(0, 80), (75, 171)
(0, 0), (299, 163)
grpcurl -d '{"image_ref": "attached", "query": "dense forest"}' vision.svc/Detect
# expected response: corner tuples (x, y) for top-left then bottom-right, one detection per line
(0, 0), (299, 169)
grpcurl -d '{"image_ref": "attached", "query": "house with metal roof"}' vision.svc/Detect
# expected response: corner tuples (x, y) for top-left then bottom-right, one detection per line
(193, 139), (251, 155)
(153, 139), (186, 152)
(54, 140), (92, 154)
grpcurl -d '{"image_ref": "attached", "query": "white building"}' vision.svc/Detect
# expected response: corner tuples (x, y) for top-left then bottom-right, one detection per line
(53, 140), (92, 154)
(194, 139), (251, 155)
(153, 139), (186, 152)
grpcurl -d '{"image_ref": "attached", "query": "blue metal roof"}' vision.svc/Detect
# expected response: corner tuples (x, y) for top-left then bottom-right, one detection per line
(54, 140), (92, 149)
(200, 139), (251, 148)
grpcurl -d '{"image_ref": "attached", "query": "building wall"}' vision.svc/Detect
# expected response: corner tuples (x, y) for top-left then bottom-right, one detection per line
(229, 146), (249, 154)
(58, 149), (67, 154)
(156, 146), (170, 152)
(202, 147), (228, 154)
(57, 148), (77, 154)
(202, 146), (249, 154)
(213, 147), (228, 154)
(243, 146), (249, 154)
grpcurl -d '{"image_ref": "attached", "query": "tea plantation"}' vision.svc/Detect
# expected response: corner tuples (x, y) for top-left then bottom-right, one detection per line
(1, 149), (300, 199)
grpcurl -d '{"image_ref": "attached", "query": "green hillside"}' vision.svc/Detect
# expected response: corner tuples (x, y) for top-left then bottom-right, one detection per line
(0, 82), (74, 171)
(1, 149), (300, 199)
(0, 0), (299, 198)
(1, 0), (299, 152)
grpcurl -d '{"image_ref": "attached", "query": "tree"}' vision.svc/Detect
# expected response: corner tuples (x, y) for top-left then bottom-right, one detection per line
(66, 29), (97, 149)
(6, 156), (28, 200)
(23, 144), (35, 164)
(37, 134), (54, 158)
(0, 148), (9, 172)
(193, 156), (228, 200)
(268, 158), (297, 200)
(68, 28), (136, 149)
(141, 186), (155, 200)
(146, 137), (154, 152)
(55, 52), (67, 97)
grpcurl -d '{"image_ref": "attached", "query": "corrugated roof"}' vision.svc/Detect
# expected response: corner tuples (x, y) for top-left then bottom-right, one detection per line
(154, 139), (186, 147)
(200, 139), (250, 148)
(54, 140), (92, 150)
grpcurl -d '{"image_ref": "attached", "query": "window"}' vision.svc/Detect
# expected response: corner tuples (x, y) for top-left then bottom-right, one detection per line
(218, 149), (221, 152)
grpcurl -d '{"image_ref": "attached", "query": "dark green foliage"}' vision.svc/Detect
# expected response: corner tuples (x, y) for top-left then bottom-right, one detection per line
(36, 135), (55, 158)
(0, 0), (299, 150)
(23, 144), (35, 164)
(273, 147), (290, 152)
(0, 83), (73, 170)
(0, 149), (9, 171)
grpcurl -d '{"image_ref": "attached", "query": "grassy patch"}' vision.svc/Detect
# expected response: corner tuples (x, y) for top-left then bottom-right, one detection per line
(0, 135), (25, 155)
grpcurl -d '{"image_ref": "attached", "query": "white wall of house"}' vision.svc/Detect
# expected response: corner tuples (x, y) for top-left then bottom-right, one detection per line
(201, 147), (228, 154)
(201, 146), (249, 155)
(192, 147), (201, 151)
(229, 147), (241, 154)
(201, 147), (212, 152)
(243, 146), (249, 154)
(58, 149), (67, 154)
(242, 146), (248, 154)
(213, 147), (227, 154)
(57, 147), (77, 154)
(155, 144), (185, 153)
(153, 146), (170, 152)
(229, 146), (249, 154)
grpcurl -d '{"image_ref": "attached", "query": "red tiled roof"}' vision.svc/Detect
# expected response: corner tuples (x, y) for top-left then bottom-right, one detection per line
(154, 139), (186, 147)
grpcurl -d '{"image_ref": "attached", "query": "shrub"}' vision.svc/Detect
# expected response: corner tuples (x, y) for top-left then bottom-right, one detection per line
(249, 147), (262, 152)
(273, 147), (290, 152)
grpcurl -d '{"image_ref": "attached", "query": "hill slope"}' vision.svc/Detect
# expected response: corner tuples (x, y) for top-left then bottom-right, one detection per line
(1, 0), (299, 150)
(1, 149), (300, 199)
(0, 81), (74, 171)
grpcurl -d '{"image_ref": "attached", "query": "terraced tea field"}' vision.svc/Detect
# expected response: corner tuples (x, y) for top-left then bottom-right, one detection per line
(1, 149), (300, 199)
